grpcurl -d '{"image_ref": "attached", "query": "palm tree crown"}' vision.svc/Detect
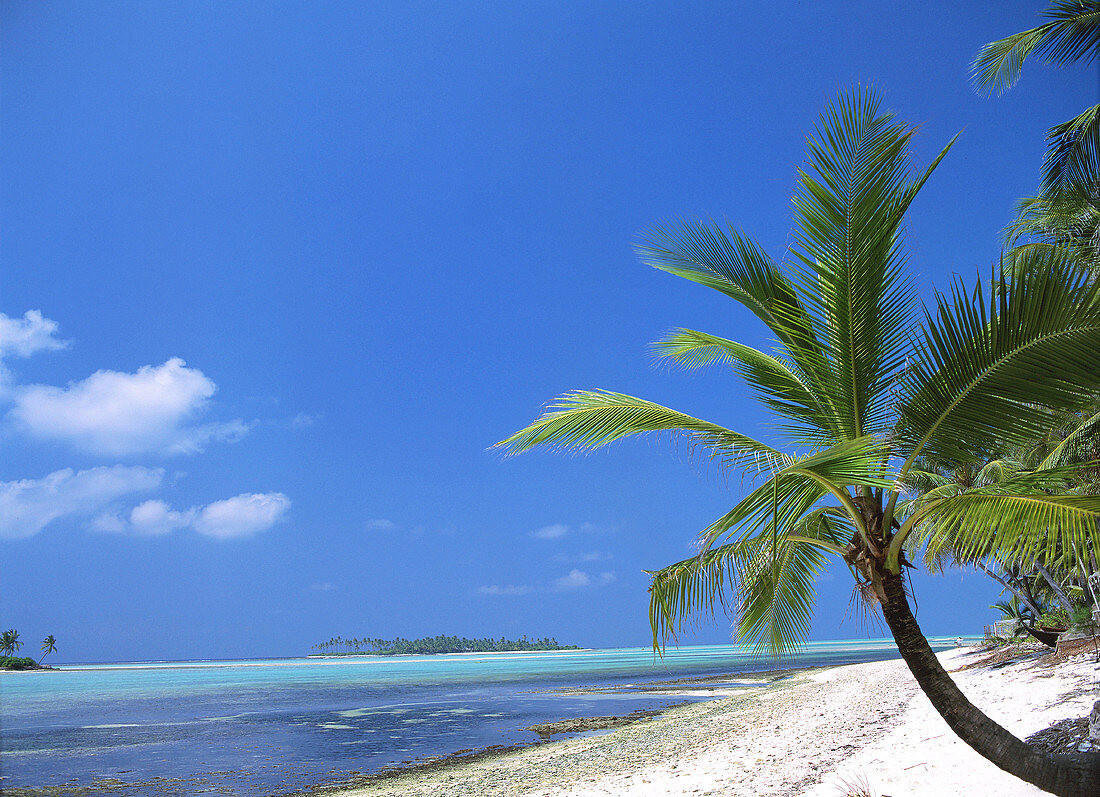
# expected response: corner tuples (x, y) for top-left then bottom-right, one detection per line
(40, 635), (57, 664)
(498, 89), (1100, 795)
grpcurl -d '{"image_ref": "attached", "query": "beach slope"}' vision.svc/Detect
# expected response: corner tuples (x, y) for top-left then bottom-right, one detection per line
(319, 648), (1097, 797)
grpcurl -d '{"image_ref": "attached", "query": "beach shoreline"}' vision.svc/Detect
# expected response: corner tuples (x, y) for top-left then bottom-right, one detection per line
(308, 647), (1098, 797)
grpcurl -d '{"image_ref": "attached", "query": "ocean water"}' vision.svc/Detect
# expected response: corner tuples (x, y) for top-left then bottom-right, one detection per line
(1, 638), (967, 796)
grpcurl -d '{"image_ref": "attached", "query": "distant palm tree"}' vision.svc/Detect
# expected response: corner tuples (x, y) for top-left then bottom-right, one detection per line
(972, 1), (1100, 196)
(1, 629), (22, 656)
(499, 89), (1100, 794)
(39, 635), (57, 665)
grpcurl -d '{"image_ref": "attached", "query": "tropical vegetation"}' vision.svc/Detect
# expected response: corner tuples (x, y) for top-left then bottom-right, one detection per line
(902, 447), (1100, 647)
(1, 629), (22, 656)
(972, 0), (1100, 197)
(39, 635), (57, 665)
(497, 89), (1100, 795)
(311, 634), (578, 656)
(0, 656), (41, 671)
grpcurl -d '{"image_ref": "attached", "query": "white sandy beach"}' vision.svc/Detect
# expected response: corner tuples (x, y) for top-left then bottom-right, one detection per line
(325, 646), (1098, 797)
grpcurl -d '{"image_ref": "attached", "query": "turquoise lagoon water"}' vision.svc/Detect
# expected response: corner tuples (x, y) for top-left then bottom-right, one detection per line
(1, 638), (967, 796)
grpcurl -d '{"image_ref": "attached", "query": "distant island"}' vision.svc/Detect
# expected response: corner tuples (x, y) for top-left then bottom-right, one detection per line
(310, 634), (580, 656)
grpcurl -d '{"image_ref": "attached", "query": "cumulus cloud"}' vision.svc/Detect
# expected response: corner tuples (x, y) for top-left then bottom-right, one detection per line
(477, 583), (534, 596)
(0, 466), (164, 539)
(8, 357), (250, 456)
(553, 569), (616, 590)
(95, 492), (290, 540)
(193, 493), (290, 539)
(128, 499), (193, 536)
(0, 311), (68, 360)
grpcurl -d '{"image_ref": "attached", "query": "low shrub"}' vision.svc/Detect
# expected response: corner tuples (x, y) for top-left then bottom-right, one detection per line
(1038, 607), (1070, 628)
(0, 656), (40, 670)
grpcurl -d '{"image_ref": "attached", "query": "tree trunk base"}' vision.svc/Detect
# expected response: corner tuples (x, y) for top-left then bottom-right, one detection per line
(880, 571), (1100, 797)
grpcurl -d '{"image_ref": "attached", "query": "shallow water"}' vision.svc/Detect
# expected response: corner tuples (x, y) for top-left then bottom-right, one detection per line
(0, 638), (968, 796)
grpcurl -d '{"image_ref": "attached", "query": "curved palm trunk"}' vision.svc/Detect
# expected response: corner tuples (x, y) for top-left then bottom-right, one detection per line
(880, 571), (1100, 797)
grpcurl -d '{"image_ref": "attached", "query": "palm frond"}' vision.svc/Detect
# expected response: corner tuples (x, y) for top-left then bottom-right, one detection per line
(734, 534), (830, 654)
(634, 223), (831, 392)
(494, 389), (789, 474)
(695, 437), (894, 554)
(648, 528), (835, 655)
(653, 328), (841, 444)
(1039, 407), (1100, 468)
(1008, 182), (1100, 253)
(787, 89), (957, 440)
(908, 479), (1100, 571)
(1043, 103), (1100, 196)
(976, 458), (1022, 487)
(894, 249), (1100, 470)
(972, 1), (1100, 95)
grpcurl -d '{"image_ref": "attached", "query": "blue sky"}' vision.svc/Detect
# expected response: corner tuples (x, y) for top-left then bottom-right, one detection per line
(1, 2), (1093, 662)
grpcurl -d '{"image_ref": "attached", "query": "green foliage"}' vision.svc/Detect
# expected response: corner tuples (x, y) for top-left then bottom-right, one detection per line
(40, 635), (57, 664)
(311, 634), (579, 656)
(971, 1), (1100, 195)
(1069, 604), (1097, 630)
(500, 89), (1100, 659)
(0, 656), (40, 670)
(1038, 606), (1071, 628)
(0, 629), (22, 656)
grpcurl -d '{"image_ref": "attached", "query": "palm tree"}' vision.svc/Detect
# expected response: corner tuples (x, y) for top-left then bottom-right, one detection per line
(39, 635), (57, 665)
(1, 629), (22, 656)
(972, 1), (1100, 197)
(497, 90), (1100, 795)
(1008, 182), (1100, 269)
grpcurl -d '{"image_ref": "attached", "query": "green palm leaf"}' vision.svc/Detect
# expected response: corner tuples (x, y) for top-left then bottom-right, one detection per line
(493, 389), (790, 474)
(787, 90), (958, 441)
(694, 437), (894, 556)
(1043, 103), (1100, 196)
(648, 518), (839, 654)
(894, 249), (1100, 470)
(911, 491), (1100, 571)
(653, 328), (841, 444)
(634, 224), (831, 387)
(1038, 407), (1100, 468)
(971, 1), (1100, 96)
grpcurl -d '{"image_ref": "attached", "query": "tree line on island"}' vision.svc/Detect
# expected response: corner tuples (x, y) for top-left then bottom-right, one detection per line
(311, 634), (579, 656)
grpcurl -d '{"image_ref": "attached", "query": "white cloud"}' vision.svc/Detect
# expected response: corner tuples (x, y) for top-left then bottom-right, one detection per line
(530, 523), (569, 539)
(552, 550), (611, 563)
(530, 522), (609, 540)
(310, 582), (337, 592)
(193, 493), (291, 539)
(0, 311), (68, 360)
(477, 583), (534, 596)
(0, 466), (164, 539)
(9, 357), (250, 456)
(128, 499), (194, 536)
(365, 518), (397, 531)
(96, 492), (290, 540)
(553, 569), (616, 590)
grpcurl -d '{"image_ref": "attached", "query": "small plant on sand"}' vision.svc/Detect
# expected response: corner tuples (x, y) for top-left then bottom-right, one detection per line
(835, 773), (881, 797)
